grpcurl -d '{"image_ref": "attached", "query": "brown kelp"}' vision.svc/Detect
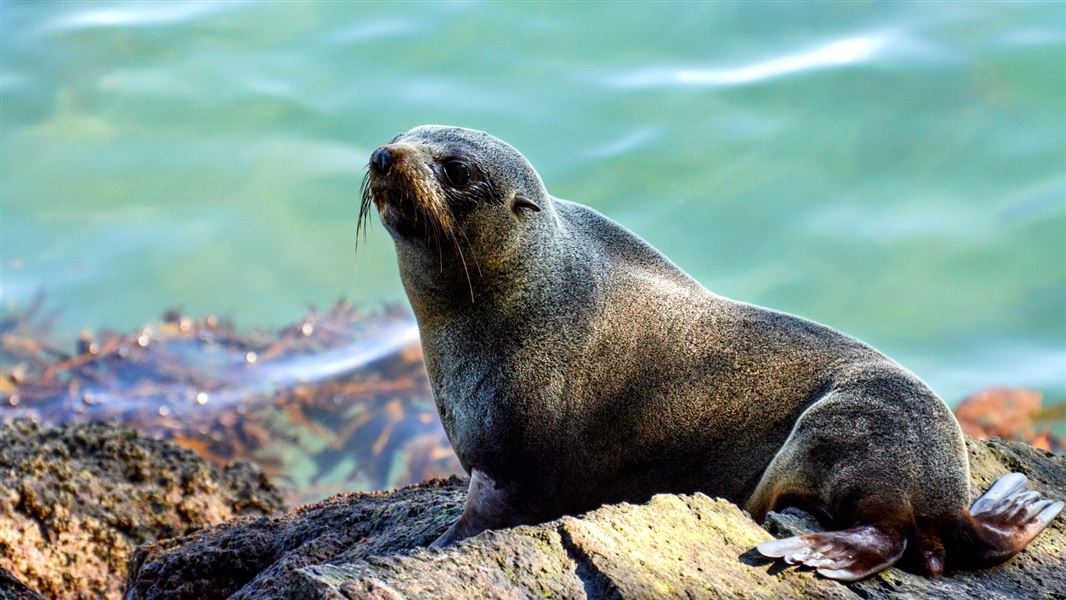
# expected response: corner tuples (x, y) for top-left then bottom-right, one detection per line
(0, 293), (461, 505)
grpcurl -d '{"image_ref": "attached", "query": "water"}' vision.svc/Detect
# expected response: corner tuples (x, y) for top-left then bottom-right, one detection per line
(2, 2), (1064, 406)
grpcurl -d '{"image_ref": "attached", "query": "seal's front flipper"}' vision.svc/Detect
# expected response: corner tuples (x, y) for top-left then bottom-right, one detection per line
(965, 473), (1064, 564)
(430, 518), (465, 548)
(430, 469), (519, 548)
(757, 525), (906, 582)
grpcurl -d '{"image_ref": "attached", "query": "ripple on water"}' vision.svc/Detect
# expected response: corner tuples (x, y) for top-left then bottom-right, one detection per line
(42, 1), (241, 33)
(321, 18), (430, 47)
(578, 127), (663, 162)
(608, 33), (892, 89)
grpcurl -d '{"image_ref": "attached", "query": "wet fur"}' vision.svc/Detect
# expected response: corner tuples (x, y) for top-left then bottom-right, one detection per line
(365, 125), (1062, 579)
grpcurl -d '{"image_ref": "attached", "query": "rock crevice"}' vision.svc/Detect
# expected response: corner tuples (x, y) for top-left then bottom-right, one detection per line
(557, 523), (623, 600)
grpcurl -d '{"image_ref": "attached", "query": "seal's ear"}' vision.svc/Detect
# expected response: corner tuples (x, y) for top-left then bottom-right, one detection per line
(510, 193), (541, 214)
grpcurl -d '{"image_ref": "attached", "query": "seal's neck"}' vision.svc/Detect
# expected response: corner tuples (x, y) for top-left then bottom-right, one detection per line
(400, 242), (567, 318)
(397, 210), (595, 336)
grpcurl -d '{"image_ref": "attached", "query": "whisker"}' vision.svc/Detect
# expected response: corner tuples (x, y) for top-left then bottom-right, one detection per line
(444, 203), (482, 279)
(451, 230), (475, 304)
(427, 205), (444, 273)
(360, 166), (476, 303)
(435, 200), (475, 302)
(355, 170), (373, 257)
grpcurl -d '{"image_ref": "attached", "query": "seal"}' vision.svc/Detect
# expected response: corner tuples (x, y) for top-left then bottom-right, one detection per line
(360, 125), (1062, 581)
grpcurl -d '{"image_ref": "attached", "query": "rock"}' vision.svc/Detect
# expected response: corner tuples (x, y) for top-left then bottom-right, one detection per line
(0, 421), (283, 599)
(125, 477), (465, 599)
(0, 567), (43, 600)
(296, 494), (851, 600)
(125, 437), (1066, 599)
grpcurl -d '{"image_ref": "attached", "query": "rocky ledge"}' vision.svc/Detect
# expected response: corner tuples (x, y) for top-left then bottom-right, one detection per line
(0, 421), (283, 599)
(126, 437), (1065, 599)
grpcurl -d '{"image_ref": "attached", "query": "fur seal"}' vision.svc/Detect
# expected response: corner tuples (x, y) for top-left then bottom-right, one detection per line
(359, 125), (1062, 581)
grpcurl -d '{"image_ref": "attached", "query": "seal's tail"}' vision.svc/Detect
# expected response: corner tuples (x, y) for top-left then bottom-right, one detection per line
(948, 472), (1063, 568)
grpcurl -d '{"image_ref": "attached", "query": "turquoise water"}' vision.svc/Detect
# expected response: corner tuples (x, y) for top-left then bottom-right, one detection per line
(2, 2), (1064, 405)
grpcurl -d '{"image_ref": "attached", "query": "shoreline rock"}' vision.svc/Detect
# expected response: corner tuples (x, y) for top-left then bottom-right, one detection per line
(125, 477), (464, 599)
(126, 437), (1065, 599)
(0, 421), (283, 599)
(0, 567), (43, 600)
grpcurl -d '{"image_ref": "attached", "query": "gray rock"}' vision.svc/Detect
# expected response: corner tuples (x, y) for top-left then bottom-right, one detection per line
(125, 477), (466, 599)
(0, 567), (43, 600)
(127, 438), (1066, 599)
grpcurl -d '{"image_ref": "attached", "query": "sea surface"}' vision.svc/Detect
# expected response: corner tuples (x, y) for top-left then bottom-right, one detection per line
(2, 2), (1064, 406)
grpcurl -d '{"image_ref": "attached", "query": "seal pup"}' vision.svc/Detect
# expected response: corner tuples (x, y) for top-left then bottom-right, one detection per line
(359, 125), (1062, 581)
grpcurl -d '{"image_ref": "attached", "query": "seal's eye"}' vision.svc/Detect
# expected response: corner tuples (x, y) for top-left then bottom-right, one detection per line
(442, 160), (471, 187)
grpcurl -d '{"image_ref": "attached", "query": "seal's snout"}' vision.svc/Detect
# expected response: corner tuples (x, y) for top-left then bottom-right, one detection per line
(360, 139), (456, 243)
(370, 147), (392, 175)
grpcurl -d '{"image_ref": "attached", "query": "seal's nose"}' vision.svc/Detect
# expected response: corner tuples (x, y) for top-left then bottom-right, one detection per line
(370, 147), (392, 175)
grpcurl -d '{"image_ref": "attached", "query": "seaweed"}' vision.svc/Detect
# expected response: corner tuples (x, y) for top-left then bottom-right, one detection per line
(0, 296), (461, 505)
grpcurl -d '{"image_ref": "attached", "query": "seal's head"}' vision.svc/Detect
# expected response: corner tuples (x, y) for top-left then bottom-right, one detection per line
(360, 125), (553, 297)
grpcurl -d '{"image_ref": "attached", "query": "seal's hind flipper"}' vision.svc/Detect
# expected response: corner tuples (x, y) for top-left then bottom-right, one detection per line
(967, 473), (1064, 563)
(757, 525), (906, 582)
